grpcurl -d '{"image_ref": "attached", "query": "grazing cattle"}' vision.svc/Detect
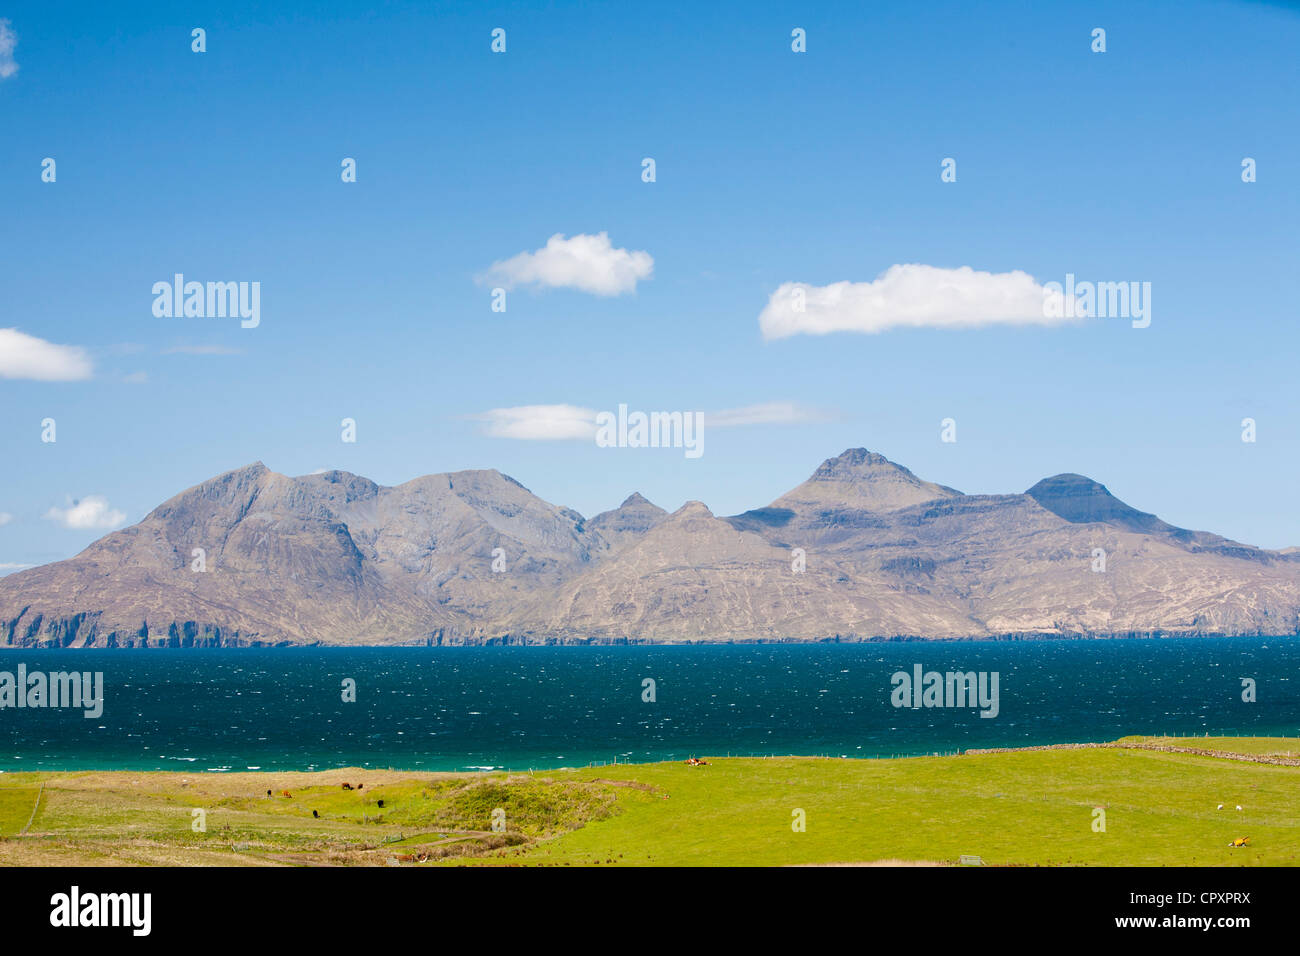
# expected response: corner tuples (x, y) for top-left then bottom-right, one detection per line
(266, 789), (272, 797)
(341, 783), (353, 790)
(312, 810), (319, 818)
(281, 790), (292, 798)
(377, 799), (385, 808)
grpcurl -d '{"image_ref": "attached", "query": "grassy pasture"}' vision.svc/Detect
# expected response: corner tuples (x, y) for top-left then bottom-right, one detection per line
(0, 740), (1295, 866)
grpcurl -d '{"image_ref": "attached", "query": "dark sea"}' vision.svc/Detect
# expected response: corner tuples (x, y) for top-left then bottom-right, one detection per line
(1, 639), (1297, 772)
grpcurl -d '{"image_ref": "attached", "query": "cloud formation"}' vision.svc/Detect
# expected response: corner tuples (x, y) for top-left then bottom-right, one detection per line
(43, 496), (127, 530)
(0, 328), (94, 381)
(0, 513), (11, 526)
(705, 402), (829, 427)
(481, 233), (653, 296)
(477, 404), (601, 440)
(475, 401), (825, 440)
(758, 264), (1076, 340)
(0, 20), (17, 80)
(162, 345), (244, 355)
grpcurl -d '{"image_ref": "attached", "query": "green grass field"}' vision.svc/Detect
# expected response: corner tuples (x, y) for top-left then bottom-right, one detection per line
(1118, 735), (1300, 757)
(0, 739), (1295, 866)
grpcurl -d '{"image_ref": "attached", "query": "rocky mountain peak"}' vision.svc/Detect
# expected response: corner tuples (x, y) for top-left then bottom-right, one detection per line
(589, 492), (669, 550)
(772, 447), (961, 513)
(3, 448), (1293, 647)
(812, 447), (895, 477)
(1025, 473), (1167, 533)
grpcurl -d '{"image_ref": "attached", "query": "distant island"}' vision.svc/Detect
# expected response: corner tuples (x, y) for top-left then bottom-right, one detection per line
(3, 448), (1299, 647)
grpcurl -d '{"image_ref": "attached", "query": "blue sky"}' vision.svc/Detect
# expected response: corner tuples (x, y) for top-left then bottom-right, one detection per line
(2, 0), (1299, 572)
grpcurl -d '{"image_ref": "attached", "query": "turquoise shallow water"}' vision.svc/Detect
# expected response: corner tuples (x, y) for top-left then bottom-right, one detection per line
(0, 638), (1297, 772)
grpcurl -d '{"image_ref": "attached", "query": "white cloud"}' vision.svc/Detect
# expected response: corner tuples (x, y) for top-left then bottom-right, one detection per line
(0, 512), (11, 526)
(122, 371), (148, 384)
(758, 264), (1076, 340)
(0, 328), (94, 381)
(163, 345), (244, 355)
(0, 20), (17, 80)
(706, 402), (828, 427)
(475, 401), (825, 439)
(43, 496), (126, 530)
(477, 404), (600, 440)
(481, 233), (653, 296)
(0, 563), (33, 575)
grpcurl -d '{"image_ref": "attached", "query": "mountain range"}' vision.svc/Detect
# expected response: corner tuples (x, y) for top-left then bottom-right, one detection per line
(4, 448), (1298, 646)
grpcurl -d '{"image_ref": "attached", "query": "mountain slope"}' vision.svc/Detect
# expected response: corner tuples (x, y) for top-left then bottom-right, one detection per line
(0, 463), (452, 646)
(1026, 473), (1269, 561)
(588, 493), (669, 552)
(2, 449), (1298, 646)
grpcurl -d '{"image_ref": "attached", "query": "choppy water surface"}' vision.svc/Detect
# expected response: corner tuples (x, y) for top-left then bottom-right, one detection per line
(1, 639), (1296, 771)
